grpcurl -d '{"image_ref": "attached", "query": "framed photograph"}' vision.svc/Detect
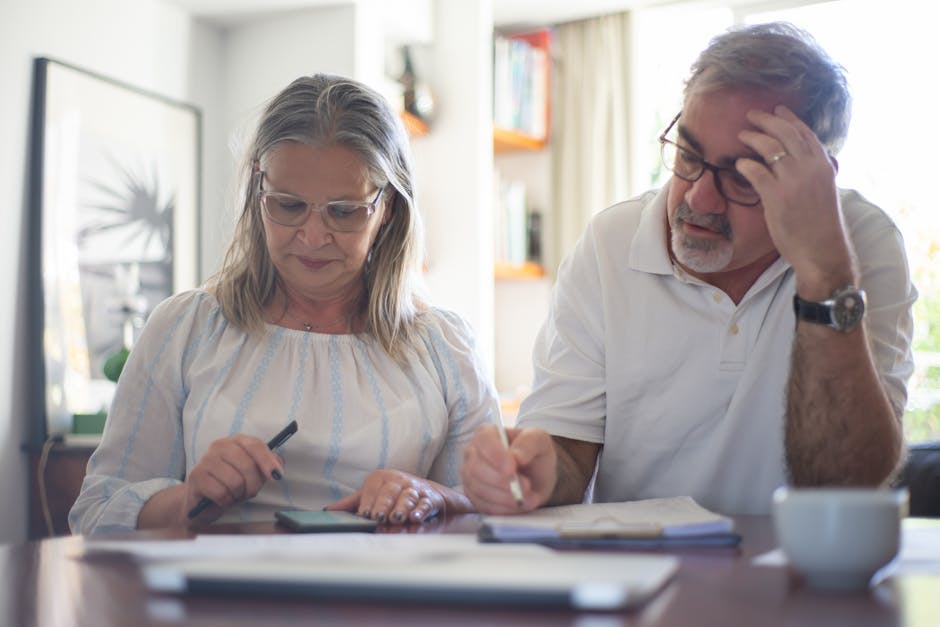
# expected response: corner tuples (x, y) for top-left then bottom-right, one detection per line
(27, 57), (201, 443)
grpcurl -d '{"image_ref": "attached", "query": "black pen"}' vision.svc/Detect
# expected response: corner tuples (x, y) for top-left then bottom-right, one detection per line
(187, 420), (299, 520)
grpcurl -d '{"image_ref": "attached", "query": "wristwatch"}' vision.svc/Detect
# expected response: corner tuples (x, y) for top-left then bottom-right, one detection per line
(793, 286), (867, 332)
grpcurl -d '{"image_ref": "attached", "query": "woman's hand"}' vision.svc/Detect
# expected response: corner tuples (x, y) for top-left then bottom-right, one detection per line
(183, 434), (285, 525)
(326, 470), (471, 525)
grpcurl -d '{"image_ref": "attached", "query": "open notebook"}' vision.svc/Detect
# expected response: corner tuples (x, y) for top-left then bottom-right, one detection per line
(134, 535), (678, 610)
(480, 496), (740, 548)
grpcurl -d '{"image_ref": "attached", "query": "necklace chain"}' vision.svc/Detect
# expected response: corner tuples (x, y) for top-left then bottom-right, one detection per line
(283, 307), (349, 332)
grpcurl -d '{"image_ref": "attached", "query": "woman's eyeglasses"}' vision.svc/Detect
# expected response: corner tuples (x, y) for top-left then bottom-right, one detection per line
(258, 171), (384, 232)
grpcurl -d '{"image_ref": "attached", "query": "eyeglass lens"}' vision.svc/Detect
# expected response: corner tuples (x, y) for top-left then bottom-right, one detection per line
(660, 140), (760, 206)
(262, 193), (376, 232)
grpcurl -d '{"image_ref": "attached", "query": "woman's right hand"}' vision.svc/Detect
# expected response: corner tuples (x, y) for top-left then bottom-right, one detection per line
(182, 434), (285, 525)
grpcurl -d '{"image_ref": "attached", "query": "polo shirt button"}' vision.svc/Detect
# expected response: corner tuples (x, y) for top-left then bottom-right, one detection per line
(712, 293), (722, 303)
(729, 323), (739, 336)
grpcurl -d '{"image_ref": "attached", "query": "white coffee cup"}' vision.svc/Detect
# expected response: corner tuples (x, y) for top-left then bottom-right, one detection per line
(772, 486), (908, 591)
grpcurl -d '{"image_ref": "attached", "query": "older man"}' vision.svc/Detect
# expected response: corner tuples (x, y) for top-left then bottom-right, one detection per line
(462, 22), (916, 515)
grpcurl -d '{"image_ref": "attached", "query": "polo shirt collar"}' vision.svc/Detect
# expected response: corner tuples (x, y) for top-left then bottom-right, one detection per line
(628, 185), (673, 275)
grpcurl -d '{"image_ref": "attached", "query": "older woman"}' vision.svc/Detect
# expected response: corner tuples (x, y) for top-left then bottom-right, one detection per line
(69, 74), (495, 533)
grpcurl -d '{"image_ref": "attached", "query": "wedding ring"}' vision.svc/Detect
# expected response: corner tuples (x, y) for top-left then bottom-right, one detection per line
(767, 151), (789, 165)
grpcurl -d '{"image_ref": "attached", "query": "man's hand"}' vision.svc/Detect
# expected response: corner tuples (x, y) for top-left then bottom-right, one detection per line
(736, 105), (856, 297)
(461, 426), (600, 514)
(460, 425), (558, 514)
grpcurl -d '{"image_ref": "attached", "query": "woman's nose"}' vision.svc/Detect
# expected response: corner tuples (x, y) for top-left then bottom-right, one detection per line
(295, 209), (333, 245)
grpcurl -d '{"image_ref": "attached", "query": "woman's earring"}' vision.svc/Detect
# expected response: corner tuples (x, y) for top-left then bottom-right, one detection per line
(365, 247), (374, 269)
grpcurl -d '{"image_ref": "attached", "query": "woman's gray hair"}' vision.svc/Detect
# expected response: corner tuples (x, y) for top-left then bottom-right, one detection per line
(211, 73), (427, 360)
(684, 22), (851, 155)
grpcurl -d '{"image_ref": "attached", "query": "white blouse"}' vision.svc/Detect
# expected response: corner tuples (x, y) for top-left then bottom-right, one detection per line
(69, 289), (495, 534)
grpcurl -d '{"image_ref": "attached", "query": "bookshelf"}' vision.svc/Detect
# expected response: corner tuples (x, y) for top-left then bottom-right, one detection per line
(493, 28), (551, 149)
(493, 28), (552, 280)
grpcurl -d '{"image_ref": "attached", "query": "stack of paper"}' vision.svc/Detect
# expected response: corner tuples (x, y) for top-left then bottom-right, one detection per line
(82, 533), (680, 610)
(480, 496), (740, 547)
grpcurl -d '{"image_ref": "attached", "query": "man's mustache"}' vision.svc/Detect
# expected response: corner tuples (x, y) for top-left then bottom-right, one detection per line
(673, 202), (732, 240)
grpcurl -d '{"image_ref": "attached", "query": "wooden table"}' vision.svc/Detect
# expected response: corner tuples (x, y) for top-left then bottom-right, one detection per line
(2, 515), (938, 626)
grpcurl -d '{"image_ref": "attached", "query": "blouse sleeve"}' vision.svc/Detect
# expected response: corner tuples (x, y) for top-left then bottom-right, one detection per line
(68, 291), (206, 534)
(422, 309), (497, 491)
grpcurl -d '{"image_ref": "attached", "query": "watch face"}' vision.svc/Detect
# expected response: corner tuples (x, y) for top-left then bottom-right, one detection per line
(832, 289), (866, 330)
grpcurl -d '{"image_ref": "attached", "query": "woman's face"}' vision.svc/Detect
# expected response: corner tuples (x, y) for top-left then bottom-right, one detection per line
(259, 141), (388, 303)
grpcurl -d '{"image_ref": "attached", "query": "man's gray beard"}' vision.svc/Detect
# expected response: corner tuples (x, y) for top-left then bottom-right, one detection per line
(670, 202), (734, 273)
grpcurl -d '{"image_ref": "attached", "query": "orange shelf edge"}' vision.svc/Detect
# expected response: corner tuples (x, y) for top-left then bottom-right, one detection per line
(400, 110), (429, 137)
(494, 260), (546, 280)
(493, 126), (547, 153)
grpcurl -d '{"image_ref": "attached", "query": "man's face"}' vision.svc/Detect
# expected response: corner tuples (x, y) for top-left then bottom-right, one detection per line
(665, 90), (784, 282)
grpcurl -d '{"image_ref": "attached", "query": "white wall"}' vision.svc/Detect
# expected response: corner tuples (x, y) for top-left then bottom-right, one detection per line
(0, 0), (494, 544)
(0, 0), (220, 544)
(415, 0), (495, 373)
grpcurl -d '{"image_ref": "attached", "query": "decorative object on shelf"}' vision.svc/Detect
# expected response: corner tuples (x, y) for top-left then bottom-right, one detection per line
(27, 57), (201, 445)
(398, 46), (435, 125)
(526, 211), (543, 266)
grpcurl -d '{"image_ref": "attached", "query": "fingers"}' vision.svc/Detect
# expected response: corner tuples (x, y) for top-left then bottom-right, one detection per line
(187, 434), (285, 516)
(733, 105), (850, 283)
(353, 470), (443, 526)
(461, 425), (551, 514)
(325, 491), (360, 512)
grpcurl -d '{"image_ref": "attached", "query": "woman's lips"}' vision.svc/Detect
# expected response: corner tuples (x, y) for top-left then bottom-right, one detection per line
(297, 256), (336, 270)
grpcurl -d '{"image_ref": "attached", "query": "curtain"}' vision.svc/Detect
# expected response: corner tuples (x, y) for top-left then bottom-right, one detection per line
(551, 12), (632, 265)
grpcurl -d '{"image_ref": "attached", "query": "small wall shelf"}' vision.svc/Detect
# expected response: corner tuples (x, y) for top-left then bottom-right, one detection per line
(493, 126), (547, 153)
(400, 111), (429, 137)
(494, 260), (545, 280)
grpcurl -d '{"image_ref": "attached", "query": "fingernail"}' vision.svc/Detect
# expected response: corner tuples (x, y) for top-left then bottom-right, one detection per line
(271, 469), (282, 480)
(412, 510), (423, 521)
(392, 511), (404, 522)
(376, 512), (386, 523)
(362, 509), (370, 518)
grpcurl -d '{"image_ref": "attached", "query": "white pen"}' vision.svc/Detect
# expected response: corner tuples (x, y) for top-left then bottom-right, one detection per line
(492, 397), (525, 508)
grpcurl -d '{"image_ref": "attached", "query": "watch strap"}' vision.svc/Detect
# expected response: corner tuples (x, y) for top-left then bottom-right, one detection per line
(793, 294), (833, 326)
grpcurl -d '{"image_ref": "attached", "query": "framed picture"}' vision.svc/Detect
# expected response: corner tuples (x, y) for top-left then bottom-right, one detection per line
(27, 57), (201, 444)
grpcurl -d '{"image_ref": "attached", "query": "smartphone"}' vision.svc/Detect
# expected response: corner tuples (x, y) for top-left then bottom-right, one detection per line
(275, 510), (378, 533)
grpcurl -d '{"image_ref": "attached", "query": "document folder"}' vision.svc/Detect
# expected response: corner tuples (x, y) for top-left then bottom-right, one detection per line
(144, 550), (679, 611)
(479, 496), (740, 548)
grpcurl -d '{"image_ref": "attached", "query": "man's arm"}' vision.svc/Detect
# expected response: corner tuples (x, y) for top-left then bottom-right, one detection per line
(737, 106), (908, 487)
(786, 306), (903, 486)
(546, 436), (602, 505)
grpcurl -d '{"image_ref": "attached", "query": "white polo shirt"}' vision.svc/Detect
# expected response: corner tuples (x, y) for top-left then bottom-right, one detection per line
(517, 185), (916, 514)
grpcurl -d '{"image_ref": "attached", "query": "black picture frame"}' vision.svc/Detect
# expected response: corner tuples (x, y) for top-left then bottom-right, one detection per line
(27, 57), (201, 447)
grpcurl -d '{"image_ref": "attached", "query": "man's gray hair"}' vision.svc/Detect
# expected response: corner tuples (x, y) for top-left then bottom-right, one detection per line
(684, 22), (851, 155)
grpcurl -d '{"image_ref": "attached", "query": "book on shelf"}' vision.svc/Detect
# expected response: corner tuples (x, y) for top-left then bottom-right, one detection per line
(493, 29), (550, 141)
(493, 173), (528, 266)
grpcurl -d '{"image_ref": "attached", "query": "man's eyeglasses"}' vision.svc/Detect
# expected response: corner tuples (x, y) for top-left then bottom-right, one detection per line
(258, 171), (384, 232)
(658, 113), (761, 207)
